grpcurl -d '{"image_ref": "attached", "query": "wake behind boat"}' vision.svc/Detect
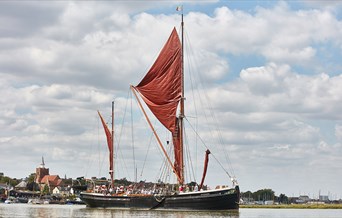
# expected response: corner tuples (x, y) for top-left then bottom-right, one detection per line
(80, 8), (240, 210)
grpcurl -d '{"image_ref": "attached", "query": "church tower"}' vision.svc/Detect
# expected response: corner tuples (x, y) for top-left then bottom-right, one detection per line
(35, 156), (49, 183)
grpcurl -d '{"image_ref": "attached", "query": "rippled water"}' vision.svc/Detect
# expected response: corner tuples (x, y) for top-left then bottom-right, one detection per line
(1, 204), (342, 218)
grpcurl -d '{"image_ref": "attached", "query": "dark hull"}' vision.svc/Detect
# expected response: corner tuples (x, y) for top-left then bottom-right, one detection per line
(80, 186), (239, 211)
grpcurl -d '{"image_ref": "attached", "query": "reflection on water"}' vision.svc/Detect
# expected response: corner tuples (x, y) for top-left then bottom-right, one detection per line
(77, 207), (239, 218)
(2, 204), (342, 218)
(0, 204), (239, 218)
(240, 208), (342, 218)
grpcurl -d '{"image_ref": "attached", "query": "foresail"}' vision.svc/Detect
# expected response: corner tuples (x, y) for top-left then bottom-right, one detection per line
(133, 28), (181, 133)
(98, 111), (113, 174)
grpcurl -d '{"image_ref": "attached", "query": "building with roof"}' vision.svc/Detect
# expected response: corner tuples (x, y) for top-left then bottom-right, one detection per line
(15, 181), (27, 191)
(34, 157), (63, 193)
(41, 175), (63, 191)
(35, 157), (49, 184)
(52, 186), (71, 196)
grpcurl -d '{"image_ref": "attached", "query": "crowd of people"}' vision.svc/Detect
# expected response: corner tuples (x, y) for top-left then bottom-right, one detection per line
(93, 183), (205, 196)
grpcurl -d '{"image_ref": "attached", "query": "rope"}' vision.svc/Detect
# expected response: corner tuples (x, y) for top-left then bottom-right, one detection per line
(184, 117), (232, 179)
(183, 28), (236, 179)
(115, 89), (132, 181)
(139, 132), (153, 178)
(183, 129), (196, 183)
(130, 91), (136, 182)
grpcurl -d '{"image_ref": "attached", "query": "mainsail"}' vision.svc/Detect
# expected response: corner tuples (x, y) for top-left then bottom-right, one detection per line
(133, 28), (183, 183)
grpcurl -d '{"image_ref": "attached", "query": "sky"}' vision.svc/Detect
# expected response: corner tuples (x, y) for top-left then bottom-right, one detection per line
(1, 1), (342, 199)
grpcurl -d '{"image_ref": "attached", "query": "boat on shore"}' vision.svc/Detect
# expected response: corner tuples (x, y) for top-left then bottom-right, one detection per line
(28, 198), (50, 205)
(80, 8), (240, 211)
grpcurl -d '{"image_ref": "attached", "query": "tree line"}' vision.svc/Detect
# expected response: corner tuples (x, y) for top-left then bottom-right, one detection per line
(241, 189), (289, 204)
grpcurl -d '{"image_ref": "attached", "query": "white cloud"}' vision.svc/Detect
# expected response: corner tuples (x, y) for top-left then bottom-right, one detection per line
(184, 2), (342, 74)
(336, 124), (342, 141)
(240, 63), (289, 96)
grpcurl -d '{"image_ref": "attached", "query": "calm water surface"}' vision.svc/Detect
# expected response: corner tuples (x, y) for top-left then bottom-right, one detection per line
(1, 204), (342, 218)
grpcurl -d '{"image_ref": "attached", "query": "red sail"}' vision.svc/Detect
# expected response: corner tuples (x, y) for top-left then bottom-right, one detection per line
(134, 28), (181, 133)
(134, 28), (182, 182)
(173, 128), (182, 183)
(98, 111), (113, 174)
(199, 149), (211, 190)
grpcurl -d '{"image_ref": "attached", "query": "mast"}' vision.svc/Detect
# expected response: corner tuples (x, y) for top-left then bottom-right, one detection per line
(97, 104), (115, 190)
(179, 7), (185, 185)
(111, 101), (114, 189)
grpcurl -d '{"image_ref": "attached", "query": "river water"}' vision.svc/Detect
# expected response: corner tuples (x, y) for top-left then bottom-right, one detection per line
(1, 204), (342, 218)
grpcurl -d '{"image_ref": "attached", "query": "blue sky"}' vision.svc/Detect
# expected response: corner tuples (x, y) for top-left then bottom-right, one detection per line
(0, 1), (341, 199)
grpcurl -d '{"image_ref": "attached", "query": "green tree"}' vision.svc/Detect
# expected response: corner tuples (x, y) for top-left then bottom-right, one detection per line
(24, 173), (38, 191)
(0, 176), (19, 187)
(27, 182), (39, 191)
(42, 184), (50, 195)
(278, 193), (289, 204)
(114, 178), (130, 186)
(253, 189), (275, 201)
(27, 173), (36, 183)
(241, 191), (254, 203)
(241, 191), (253, 198)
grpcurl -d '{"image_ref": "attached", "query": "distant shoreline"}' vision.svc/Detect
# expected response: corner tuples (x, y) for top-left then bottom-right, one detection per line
(240, 204), (342, 209)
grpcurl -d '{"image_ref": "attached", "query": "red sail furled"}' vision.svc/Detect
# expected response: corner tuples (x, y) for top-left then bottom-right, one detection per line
(133, 28), (183, 183)
(98, 111), (113, 174)
(199, 149), (211, 190)
(172, 120), (182, 183)
(134, 28), (181, 133)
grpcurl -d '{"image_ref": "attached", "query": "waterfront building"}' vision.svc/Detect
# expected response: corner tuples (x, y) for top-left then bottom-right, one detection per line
(34, 157), (63, 193)
(52, 186), (70, 197)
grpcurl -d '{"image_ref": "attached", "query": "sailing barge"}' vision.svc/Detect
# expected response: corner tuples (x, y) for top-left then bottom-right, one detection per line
(80, 10), (240, 211)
